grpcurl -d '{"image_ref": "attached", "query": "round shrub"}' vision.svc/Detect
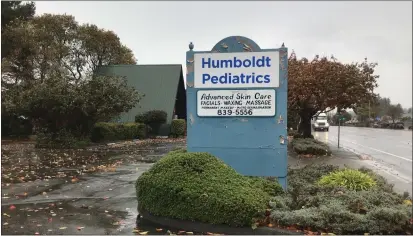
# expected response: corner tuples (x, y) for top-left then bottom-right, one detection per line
(170, 119), (186, 137)
(145, 110), (167, 125)
(136, 151), (283, 227)
(318, 169), (377, 191)
(168, 147), (187, 155)
(135, 110), (167, 136)
(135, 113), (147, 123)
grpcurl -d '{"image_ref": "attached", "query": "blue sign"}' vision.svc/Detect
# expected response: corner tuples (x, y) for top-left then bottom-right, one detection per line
(186, 36), (288, 189)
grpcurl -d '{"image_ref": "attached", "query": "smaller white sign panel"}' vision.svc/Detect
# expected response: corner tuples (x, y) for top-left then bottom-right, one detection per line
(197, 89), (276, 117)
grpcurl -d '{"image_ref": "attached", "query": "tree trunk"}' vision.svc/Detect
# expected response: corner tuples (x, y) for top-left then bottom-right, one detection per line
(298, 114), (312, 138)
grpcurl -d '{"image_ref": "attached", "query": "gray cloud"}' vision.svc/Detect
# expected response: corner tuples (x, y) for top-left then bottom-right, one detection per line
(35, 1), (412, 107)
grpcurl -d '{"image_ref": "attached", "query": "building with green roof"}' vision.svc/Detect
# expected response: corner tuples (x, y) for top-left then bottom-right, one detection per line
(96, 64), (186, 136)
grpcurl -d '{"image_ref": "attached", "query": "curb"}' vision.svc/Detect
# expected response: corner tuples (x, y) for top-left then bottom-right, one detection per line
(139, 209), (301, 235)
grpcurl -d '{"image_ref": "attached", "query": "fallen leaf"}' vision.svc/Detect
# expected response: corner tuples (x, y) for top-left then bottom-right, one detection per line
(35, 232), (39, 235)
(132, 229), (140, 233)
(268, 223), (273, 227)
(139, 231), (149, 235)
(9, 205), (16, 210)
(77, 226), (84, 230)
(59, 226), (67, 230)
(3, 222), (9, 226)
(156, 228), (163, 232)
(178, 231), (186, 234)
(186, 232), (194, 235)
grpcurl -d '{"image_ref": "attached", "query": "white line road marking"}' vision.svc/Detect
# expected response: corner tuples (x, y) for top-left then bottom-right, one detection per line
(326, 139), (411, 183)
(328, 137), (412, 162)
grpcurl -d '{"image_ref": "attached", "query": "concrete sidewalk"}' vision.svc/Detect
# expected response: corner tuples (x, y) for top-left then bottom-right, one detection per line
(288, 144), (412, 195)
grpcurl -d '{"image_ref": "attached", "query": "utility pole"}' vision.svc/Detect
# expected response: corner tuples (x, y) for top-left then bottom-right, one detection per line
(368, 100), (371, 120)
(337, 110), (343, 148)
(338, 118), (341, 148)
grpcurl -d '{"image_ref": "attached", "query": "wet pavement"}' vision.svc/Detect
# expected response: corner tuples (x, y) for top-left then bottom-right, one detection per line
(314, 126), (413, 195)
(1, 139), (186, 235)
(2, 134), (411, 235)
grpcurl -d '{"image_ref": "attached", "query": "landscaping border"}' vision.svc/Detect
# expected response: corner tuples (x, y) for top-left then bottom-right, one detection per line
(138, 209), (300, 235)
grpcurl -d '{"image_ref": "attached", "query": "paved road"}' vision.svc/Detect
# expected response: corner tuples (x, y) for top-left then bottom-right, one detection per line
(314, 126), (412, 195)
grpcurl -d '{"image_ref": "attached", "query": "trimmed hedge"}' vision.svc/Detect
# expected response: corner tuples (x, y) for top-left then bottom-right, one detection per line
(269, 164), (412, 235)
(91, 122), (146, 142)
(170, 119), (186, 137)
(291, 138), (331, 156)
(136, 151), (283, 227)
(35, 129), (90, 149)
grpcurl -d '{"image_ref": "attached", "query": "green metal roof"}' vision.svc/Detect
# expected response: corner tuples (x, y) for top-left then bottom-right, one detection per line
(96, 64), (184, 124)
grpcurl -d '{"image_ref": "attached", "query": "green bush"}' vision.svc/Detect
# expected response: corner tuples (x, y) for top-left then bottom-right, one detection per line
(318, 169), (377, 191)
(358, 166), (395, 192)
(170, 119), (186, 137)
(135, 110), (167, 136)
(248, 176), (284, 196)
(135, 113), (146, 123)
(136, 151), (283, 227)
(90, 122), (146, 142)
(135, 110), (167, 125)
(269, 164), (412, 235)
(36, 129), (90, 149)
(293, 133), (314, 139)
(291, 138), (331, 156)
(145, 110), (167, 124)
(168, 147), (187, 155)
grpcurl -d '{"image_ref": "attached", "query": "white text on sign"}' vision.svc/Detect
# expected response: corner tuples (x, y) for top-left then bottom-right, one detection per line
(197, 90), (276, 117)
(194, 51), (279, 88)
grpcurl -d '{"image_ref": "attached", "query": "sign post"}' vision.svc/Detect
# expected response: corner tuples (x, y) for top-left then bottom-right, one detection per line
(186, 36), (288, 189)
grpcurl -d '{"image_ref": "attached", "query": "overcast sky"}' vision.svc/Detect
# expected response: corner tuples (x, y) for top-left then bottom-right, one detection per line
(35, 1), (412, 108)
